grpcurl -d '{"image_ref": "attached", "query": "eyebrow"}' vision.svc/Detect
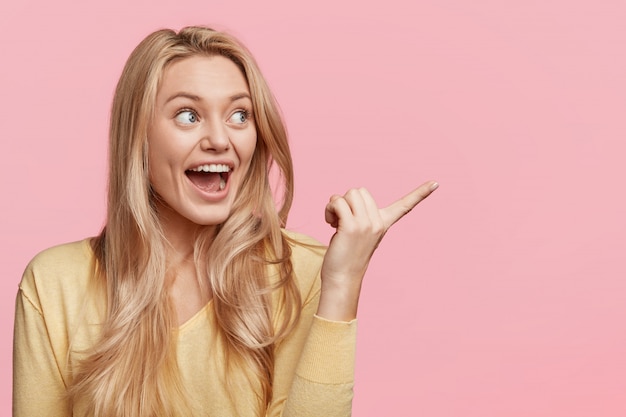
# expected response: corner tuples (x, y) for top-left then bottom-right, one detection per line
(164, 92), (252, 105)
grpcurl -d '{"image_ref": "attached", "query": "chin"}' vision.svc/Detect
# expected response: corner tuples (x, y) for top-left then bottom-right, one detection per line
(186, 207), (233, 227)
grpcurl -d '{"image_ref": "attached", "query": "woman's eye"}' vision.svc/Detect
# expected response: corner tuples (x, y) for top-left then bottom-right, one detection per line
(229, 110), (249, 124)
(175, 110), (198, 125)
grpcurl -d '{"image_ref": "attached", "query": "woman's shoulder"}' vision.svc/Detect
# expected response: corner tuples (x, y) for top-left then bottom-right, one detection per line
(282, 229), (327, 262)
(281, 229), (326, 294)
(24, 238), (95, 274)
(19, 238), (96, 304)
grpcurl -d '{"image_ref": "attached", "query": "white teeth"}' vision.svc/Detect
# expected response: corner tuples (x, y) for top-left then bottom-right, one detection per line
(219, 176), (226, 190)
(189, 163), (231, 173)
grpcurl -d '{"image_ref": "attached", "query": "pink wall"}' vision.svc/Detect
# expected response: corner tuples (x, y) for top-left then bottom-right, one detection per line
(2, 0), (625, 415)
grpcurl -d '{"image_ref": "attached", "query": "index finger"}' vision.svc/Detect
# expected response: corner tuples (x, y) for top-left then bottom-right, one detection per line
(380, 180), (439, 228)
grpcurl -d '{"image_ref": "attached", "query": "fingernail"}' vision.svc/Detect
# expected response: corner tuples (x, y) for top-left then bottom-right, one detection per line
(430, 182), (439, 191)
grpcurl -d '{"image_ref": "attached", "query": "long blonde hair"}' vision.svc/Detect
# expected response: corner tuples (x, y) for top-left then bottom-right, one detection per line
(69, 26), (300, 416)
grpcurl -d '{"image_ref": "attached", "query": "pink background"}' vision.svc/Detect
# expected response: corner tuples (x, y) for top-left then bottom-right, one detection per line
(2, 0), (625, 415)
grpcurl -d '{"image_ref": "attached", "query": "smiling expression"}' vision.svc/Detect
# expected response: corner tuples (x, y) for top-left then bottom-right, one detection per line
(147, 55), (257, 232)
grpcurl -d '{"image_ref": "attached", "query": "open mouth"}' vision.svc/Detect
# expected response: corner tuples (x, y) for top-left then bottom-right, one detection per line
(185, 163), (231, 192)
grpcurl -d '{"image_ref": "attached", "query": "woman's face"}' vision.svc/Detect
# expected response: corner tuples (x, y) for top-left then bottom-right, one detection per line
(147, 55), (257, 229)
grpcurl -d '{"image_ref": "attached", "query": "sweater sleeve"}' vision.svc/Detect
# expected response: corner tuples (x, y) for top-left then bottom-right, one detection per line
(281, 316), (357, 417)
(12, 242), (93, 417)
(13, 286), (71, 417)
(267, 231), (358, 417)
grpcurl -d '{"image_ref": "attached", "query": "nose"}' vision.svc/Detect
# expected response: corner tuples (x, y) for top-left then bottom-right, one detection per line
(199, 119), (230, 152)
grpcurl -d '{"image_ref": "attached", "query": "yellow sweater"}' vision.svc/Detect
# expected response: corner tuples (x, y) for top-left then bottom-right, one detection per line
(13, 231), (356, 416)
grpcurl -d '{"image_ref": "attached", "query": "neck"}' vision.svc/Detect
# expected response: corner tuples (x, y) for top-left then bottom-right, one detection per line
(155, 202), (214, 310)
(155, 202), (217, 265)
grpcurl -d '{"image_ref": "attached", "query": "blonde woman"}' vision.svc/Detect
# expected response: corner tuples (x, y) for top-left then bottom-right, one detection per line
(13, 26), (437, 417)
